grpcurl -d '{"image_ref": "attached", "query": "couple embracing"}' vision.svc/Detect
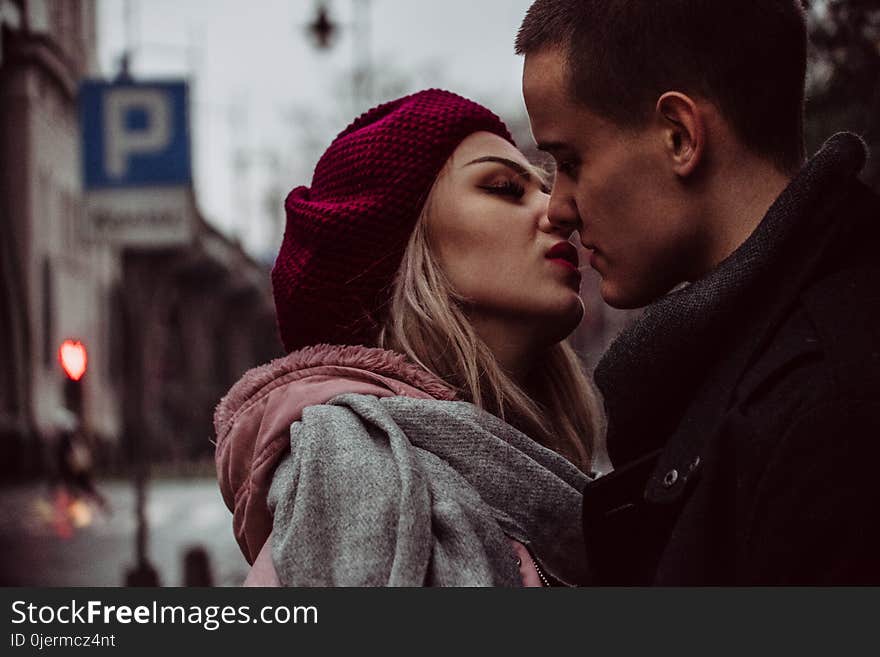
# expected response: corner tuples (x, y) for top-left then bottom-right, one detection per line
(214, 0), (880, 586)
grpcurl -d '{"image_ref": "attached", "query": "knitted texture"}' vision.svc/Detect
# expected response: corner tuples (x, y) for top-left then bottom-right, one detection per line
(272, 89), (514, 352)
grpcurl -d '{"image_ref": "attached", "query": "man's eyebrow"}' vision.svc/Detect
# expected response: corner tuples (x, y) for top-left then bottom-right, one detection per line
(465, 156), (531, 179)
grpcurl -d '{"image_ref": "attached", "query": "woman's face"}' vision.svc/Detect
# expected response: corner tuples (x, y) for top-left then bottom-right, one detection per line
(427, 131), (584, 347)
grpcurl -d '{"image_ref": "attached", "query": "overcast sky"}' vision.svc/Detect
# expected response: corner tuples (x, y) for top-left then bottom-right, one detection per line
(97, 0), (538, 259)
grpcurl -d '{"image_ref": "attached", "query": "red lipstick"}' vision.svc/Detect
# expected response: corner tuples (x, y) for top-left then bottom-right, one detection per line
(545, 241), (580, 272)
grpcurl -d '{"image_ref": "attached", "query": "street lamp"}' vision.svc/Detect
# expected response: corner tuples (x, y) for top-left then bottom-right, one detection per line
(305, 1), (372, 109)
(307, 3), (338, 50)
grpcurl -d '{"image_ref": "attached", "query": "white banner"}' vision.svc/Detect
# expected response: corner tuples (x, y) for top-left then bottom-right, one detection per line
(82, 186), (195, 247)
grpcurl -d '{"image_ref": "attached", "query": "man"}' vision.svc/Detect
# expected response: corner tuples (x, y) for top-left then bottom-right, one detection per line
(517, 0), (880, 584)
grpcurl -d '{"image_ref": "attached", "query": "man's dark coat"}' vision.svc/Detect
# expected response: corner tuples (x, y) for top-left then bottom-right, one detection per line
(587, 133), (880, 584)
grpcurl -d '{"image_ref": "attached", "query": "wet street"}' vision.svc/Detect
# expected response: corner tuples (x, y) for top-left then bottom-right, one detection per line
(0, 478), (248, 587)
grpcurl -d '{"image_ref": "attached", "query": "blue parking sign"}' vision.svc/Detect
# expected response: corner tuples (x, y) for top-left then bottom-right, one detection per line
(80, 80), (191, 189)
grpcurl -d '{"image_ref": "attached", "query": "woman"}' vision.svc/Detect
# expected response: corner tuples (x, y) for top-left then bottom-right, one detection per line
(214, 89), (603, 586)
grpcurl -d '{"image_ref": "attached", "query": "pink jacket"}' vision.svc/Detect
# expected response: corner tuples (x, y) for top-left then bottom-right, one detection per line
(214, 343), (544, 586)
(213, 345), (456, 566)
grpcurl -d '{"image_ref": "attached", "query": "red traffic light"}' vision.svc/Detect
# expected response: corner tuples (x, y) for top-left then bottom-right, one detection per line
(59, 339), (88, 381)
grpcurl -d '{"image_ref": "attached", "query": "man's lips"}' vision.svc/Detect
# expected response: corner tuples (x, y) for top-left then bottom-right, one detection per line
(580, 242), (602, 269)
(545, 241), (580, 271)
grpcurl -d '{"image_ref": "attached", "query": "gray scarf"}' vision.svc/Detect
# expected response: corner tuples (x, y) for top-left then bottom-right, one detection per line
(594, 133), (867, 465)
(267, 394), (590, 586)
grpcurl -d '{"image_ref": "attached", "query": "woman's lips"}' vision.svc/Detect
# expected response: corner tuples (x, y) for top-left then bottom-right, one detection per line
(545, 242), (582, 288)
(545, 241), (579, 271)
(548, 257), (580, 273)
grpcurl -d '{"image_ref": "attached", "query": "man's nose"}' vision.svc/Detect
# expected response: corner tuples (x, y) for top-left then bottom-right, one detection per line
(544, 183), (581, 236)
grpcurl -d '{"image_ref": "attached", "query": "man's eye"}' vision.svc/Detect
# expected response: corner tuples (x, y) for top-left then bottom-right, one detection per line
(556, 159), (579, 177)
(479, 180), (525, 198)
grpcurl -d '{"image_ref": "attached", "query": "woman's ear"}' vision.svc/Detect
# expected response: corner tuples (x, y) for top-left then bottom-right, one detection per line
(656, 92), (705, 178)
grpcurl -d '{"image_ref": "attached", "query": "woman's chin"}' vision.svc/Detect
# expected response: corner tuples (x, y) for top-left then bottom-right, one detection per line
(562, 296), (586, 336)
(537, 295), (585, 345)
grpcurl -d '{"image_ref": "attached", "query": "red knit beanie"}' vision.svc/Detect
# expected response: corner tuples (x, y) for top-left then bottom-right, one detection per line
(272, 89), (514, 352)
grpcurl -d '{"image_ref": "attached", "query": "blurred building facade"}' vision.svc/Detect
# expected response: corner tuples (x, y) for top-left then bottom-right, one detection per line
(121, 222), (280, 465)
(0, 0), (108, 474)
(0, 0), (280, 477)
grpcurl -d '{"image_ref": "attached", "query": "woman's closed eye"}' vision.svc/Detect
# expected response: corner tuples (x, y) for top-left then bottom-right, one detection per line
(478, 179), (526, 199)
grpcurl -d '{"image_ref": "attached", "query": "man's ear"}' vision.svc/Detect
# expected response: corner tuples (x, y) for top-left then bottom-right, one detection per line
(656, 92), (705, 178)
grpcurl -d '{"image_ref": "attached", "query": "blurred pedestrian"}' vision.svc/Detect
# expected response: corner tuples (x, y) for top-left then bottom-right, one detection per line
(51, 409), (111, 526)
(182, 545), (214, 587)
(214, 89), (604, 586)
(517, 0), (880, 583)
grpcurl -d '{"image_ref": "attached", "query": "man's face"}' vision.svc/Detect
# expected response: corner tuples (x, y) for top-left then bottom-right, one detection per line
(522, 48), (701, 308)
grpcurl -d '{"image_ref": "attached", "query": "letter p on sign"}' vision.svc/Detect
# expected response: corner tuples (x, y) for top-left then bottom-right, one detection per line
(80, 80), (191, 190)
(104, 88), (171, 179)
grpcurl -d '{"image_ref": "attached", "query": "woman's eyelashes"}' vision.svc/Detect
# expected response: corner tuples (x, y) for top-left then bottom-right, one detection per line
(478, 178), (526, 199)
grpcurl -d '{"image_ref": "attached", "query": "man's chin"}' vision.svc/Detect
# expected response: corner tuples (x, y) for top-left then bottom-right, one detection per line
(599, 280), (654, 310)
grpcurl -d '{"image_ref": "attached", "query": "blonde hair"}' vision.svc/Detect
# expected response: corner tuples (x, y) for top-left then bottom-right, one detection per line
(378, 191), (604, 471)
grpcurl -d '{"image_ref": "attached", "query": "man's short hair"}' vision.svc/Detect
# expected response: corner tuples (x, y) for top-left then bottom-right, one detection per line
(516, 0), (808, 173)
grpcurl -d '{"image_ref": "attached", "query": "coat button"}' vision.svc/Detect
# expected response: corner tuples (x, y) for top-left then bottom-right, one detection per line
(662, 469), (679, 488)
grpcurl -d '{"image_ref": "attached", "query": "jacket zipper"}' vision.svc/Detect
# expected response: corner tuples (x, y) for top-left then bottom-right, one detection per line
(533, 558), (552, 587)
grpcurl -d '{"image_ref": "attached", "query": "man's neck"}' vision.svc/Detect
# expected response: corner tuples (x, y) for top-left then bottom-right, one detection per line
(699, 156), (794, 275)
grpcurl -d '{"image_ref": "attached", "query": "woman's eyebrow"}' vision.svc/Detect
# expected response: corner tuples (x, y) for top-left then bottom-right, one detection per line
(465, 156), (532, 180)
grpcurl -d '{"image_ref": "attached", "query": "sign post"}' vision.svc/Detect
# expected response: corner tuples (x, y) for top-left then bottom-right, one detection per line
(79, 78), (195, 586)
